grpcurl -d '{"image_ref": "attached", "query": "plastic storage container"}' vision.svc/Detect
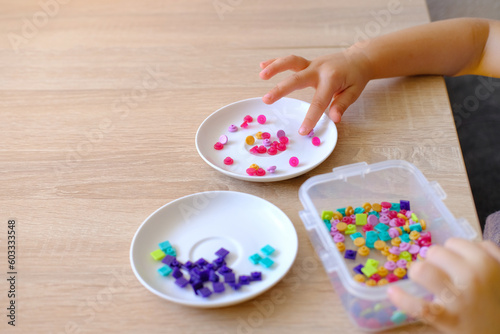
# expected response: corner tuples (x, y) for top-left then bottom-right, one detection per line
(298, 160), (477, 331)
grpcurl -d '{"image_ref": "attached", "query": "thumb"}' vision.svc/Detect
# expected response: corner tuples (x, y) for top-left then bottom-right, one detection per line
(328, 86), (362, 123)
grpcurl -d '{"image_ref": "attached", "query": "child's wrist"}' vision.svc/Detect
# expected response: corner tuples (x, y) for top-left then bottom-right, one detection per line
(342, 44), (374, 81)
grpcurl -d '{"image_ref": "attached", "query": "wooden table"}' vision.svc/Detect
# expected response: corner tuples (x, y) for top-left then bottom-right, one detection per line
(1, 0), (479, 333)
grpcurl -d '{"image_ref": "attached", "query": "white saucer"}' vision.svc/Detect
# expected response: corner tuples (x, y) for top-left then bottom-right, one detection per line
(130, 191), (298, 308)
(196, 97), (338, 182)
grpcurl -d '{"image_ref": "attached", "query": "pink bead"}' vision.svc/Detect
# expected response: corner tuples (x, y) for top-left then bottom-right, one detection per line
(408, 244), (420, 254)
(289, 156), (299, 167)
(241, 121), (248, 128)
(256, 168), (266, 176)
(330, 226), (339, 233)
(279, 136), (289, 144)
(384, 261), (397, 271)
(389, 218), (398, 227)
(388, 228), (400, 238)
(362, 224), (374, 232)
(342, 216), (352, 224)
(307, 129), (315, 138)
(244, 115), (253, 122)
(257, 145), (267, 154)
(405, 210), (413, 218)
(396, 259), (407, 268)
(312, 137), (320, 146)
(249, 146), (259, 154)
(214, 142), (224, 150)
(333, 233), (345, 243)
(246, 168), (256, 176)
(277, 143), (287, 151)
(261, 132), (270, 139)
(381, 207), (389, 214)
(267, 147), (277, 155)
(399, 242), (411, 251)
(379, 215), (390, 224)
(277, 130), (286, 138)
(263, 139), (272, 147)
(367, 215), (379, 226)
(419, 246), (429, 258)
(219, 135), (228, 145)
(223, 157), (233, 165)
(257, 115), (266, 124)
(267, 166), (276, 173)
(389, 246), (401, 255)
(228, 125), (238, 132)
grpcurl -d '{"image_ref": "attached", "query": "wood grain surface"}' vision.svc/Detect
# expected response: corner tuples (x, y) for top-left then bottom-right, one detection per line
(0, 0), (478, 333)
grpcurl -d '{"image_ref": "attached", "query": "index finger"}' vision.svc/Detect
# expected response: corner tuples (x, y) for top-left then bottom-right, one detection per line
(299, 81), (334, 135)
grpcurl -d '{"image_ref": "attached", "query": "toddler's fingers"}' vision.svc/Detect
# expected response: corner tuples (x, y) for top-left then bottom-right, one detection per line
(260, 58), (277, 69)
(444, 238), (492, 267)
(480, 240), (500, 264)
(408, 261), (451, 296)
(259, 55), (310, 80)
(425, 245), (469, 281)
(388, 286), (456, 329)
(262, 71), (312, 104)
(388, 286), (428, 318)
(328, 85), (363, 123)
(299, 81), (334, 135)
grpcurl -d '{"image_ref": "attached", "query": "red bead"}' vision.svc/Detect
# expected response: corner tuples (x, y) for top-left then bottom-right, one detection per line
(246, 168), (256, 176)
(256, 168), (266, 176)
(388, 211), (398, 219)
(370, 273), (381, 282)
(267, 147), (277, 155)
(257, 145), (267, 153)
(386, 273), (399, 283)
(277, 143), (287, 151)
(214, 142), (224, 150)
(261, 132), (270, 139)
(279, 136), (289, 144)
(381, 202), (392, 209)
(243, 115), (253, 122)
(362, 224), (374, 232)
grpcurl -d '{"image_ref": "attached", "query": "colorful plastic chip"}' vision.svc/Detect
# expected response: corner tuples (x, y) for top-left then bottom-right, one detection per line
(150, 249), (166, 261)
(249, 253), (262, 265)
(157, 266), (173, 276)
(259, 257), (274, 268)
(355, 213), (367, 226)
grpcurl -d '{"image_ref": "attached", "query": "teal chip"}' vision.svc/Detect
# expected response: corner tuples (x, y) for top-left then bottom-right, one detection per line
(354, 207), (365, 214)
(401, 233), (411, 243)
(157, 265), (173, 277)
(261, 245), (275, 256)
(158, 240), (172, 252)
(375, 223), (389, 233)
(249, 253), (262, 265)
(350, 232), (364, 241)
(378, 231), (392, 241)
(259, 257), (274, 268)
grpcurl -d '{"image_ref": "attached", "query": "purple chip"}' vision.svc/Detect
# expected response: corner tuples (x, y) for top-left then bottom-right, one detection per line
(215, 247), (230, 258)
(250, 272), (262, 281)
(239, 275), (251, 285)
(172, 268), (183, 279)
(175, 277), (189, 288)
(161, 254), (176, 266)
(209, 270), (219, 282)
(344, 250), (357, 260)
(400, 200), (410, 211)
(228, 283), (241, 290)
(195, 258), (208, 267)
(198, 287), (212, 298)
(223, 272), (235, 283)
(191, 280), (203, 291)
(183, 261), (194, 270)
(218, 265), (232, 274)
(353, 264), (364, 275)
(277, 130), (286, 138)
(199, 269), (209, 282)
(213, 282), (225, 293)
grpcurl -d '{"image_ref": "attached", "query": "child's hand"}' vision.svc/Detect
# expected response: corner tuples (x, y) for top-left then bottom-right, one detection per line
(388, 238), (500, 334)
(259, 51), (370, 135)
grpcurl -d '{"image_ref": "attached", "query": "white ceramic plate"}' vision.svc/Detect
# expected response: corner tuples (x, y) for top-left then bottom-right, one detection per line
(130, 191), (298, 308)
(196, 97), (337, 182)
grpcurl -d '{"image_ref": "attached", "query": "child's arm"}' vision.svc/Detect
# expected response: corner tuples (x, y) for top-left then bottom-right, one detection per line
(259, 18), (500, 135)
(388, 238), (500, 334)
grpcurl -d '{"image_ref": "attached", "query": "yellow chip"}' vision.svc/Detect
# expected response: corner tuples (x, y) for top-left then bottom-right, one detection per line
(245, 136), (255, 145)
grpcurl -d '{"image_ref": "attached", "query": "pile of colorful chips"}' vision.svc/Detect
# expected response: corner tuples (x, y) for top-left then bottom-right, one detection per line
(151, 242), (262, 298)
(321, 200), (431, 287)
(212, 113), (321, 176)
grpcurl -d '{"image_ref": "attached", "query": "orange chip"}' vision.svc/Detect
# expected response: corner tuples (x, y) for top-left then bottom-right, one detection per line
(362, 202), (372, 212)
(336, 242), (345, 252)
(397, 213), (408, 220)
(420, 219), (427, 230)
(358, 246), (370, 256)
(345, 206), (354, 216)
(394, 268), (407, 278)
(255, 132), (263, 139)
(354, 237), (366, 247)
(381, 246), (391, 256)
(332, 211), (343, 221)
(354, 274), (366, 283)
(391, 237), (401, 247)
(387, 254), (399, 262)
(246, 136), (255, 145)
(372, 203), (382, 212)
(377, 278), (389, 286)
(409, 230), (421, 240)
(366, 279), (377, 287)
(249, 163), (259, 170)
(336, 222), (347, 233)
(374, 240), (386, 250)
(377, 266), (388, 277)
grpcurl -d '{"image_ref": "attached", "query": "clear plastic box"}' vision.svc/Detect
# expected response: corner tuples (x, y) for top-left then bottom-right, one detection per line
(298, 160), (477, 331)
